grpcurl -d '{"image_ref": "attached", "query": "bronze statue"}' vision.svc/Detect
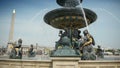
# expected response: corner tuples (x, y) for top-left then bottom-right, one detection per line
(9, 39), (22, 59)
(28, 44), (36, 57)
(80, 30), (96, 60)
(96, 45), (104, 58)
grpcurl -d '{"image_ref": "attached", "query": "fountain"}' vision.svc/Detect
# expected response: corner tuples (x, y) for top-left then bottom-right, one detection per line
(0, 1), (120, 68)
(44, 0), (97, 57)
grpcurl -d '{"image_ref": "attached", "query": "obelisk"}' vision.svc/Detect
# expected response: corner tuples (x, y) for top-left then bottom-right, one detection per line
(7, 9), (16, 54)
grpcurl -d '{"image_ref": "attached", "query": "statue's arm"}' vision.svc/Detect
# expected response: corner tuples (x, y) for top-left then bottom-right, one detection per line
(80, 34), (92, 50)
(83, 37), (92, 46)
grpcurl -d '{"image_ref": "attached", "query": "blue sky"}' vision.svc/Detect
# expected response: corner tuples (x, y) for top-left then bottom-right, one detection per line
(0, 0), (120, 49)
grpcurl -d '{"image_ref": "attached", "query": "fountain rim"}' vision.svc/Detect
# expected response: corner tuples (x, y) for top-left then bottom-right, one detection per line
(44, 7), (97, 29)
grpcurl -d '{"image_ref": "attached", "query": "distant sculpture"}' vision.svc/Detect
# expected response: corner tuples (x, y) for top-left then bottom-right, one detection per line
(80, 30), (96, 60)
(9, 39), (22, 59)
(96, 45), (104, 58)
(28, 44), (36, 57)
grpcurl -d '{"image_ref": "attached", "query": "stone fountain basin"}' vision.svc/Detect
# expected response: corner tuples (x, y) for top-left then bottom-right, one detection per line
(44, 7), (97, 29)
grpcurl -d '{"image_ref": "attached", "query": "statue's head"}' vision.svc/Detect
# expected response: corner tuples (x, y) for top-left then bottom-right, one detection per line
(83, 29), (89, 36)
(18, 38), (22, 43)
(98, 45), (101, 48)
(31, 44), (33, 47)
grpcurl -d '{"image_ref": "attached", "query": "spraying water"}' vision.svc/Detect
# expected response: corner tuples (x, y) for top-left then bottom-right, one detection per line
(30, 9), (48, 23)
(78, 0), (89, 32)
(102, 8), (120, 23)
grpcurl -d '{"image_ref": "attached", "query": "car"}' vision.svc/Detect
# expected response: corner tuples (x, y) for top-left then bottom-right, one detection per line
(104, 52), (113, 55)
(114, 51), (120, 55)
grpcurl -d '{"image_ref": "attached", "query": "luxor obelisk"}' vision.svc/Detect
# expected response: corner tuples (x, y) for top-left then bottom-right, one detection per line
(7, 9), (16, 53)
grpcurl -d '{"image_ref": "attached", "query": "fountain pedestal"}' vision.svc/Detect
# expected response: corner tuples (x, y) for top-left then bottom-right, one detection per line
(51, 57), (80, 68)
